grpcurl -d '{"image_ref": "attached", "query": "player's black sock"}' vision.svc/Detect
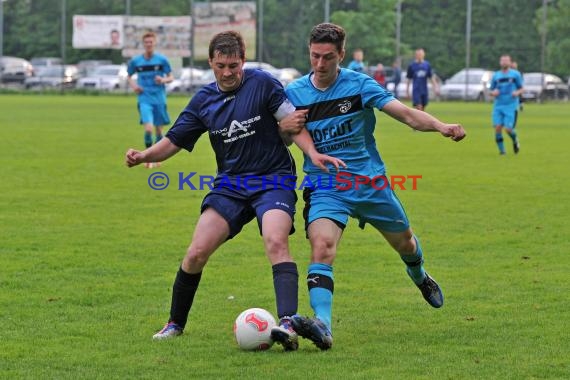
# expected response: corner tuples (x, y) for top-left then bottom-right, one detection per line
(169, 267), (202, 329)
(272, 262), (298, 319)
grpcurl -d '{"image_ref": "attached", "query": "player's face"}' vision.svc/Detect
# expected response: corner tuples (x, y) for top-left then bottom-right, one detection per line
(309, 43), (345, 88)
(143, 37), (156, 55)
(415, 49), (425, 61)
(209, 53), (244, 92)
(500, 56), (511, 70)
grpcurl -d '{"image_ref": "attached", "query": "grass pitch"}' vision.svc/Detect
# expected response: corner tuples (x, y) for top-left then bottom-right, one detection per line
(1, 94), (569, 379)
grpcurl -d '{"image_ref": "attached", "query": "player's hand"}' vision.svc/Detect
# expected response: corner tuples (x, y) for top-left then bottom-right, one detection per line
(279, 109), (308, 135)
(309, 152), (347, 173)
(439, 124), (466, 142)
(132, 85), (143, 94)
(125, 149), (145, 167)
(154, 75), (164, 85)
(490, 89), (499, 97)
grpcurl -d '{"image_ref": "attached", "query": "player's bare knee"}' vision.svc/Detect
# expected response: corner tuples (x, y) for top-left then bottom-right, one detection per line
(310, 235), (337, 263)
(263, 235), (291, 262)
(184, 245), (211, 269)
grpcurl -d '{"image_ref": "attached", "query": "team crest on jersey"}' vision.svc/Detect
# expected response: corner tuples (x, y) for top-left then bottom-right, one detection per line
(338, 100), (352, 113)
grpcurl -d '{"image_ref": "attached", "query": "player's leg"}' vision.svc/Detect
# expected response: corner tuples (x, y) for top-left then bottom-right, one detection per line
(380, 228), (443, 308)
(153, 207), (230, 340)
(260, 209), (300, 350)
(290, 218), (341, 350)
(361, 185), (443, 308)
(503, 109), (519, 154)
(412, 91), (424, 111)
(252, 188), (299, 350)
(290, 190), (348, 350)
(138, 103), (157, 168)
(153, 103), (170, 145)
(493, 107), (506, 154)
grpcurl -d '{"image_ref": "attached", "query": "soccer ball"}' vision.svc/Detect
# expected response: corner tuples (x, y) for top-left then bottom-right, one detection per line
(233, 308), (277, 351)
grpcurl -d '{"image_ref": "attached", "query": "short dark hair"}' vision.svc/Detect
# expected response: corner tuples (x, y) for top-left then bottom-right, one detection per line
(309, 23), (346, 53)
(209, 31), (245, 60)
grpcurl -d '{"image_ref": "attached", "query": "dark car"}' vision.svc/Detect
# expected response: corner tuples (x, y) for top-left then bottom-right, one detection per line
(0, 56), (34, 83)
(522, 73), (569, 102)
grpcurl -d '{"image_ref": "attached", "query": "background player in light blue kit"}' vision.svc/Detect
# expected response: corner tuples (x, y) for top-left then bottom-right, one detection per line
(127, 31), (173, 168)
(282, 23), (466, 350)
(490, 54), (524, 155)
(125, 31), (344, 350)
(406, 48), (439, 110)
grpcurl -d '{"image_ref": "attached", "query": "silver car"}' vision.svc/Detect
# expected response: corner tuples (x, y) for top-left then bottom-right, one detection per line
(522, 73), (569, 102)
(0, 56), (34, 84)
(440, 68), (493, 101)
(76, 64), (129, 91)
(24, 65), (79, 89)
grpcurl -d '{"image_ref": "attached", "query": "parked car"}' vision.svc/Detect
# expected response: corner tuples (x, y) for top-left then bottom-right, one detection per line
(278, 67), (302, 86)
(0, 56), (34, 83)
(243, 61), (298, 86)
(166, 67), (207, 93)
(30, 57), (63, 75)
(76, 64), (129, 91)
(76, 60), (113, 77)
(24, 65), (80, 89)
(440, 68), (493, 101)
(521, 72), (569, 102)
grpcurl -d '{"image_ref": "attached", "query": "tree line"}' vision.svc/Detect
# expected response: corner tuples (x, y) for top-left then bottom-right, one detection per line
(2, 0), (569, 79)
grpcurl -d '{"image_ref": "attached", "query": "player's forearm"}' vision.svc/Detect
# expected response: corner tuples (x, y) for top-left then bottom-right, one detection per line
(141, 138), (181, 162)
(384, 101), (444, 132)
(290, 128), (318, 157)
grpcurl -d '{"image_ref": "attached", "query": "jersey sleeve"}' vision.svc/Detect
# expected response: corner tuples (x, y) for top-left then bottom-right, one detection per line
(260, 71), (288, 115)
(361, 75), (395, 110)
(166, 96), (208, 152)
(127, 58), (136, 76)
(406, 64), (413, 79)
(515, 71), (523, 89)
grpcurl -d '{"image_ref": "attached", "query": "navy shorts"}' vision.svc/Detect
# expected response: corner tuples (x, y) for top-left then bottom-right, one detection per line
(412, 92), (429, 107)
(201, 186), (297, 239)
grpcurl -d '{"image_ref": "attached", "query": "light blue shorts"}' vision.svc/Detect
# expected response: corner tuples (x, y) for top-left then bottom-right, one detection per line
(493, 106), (517, 129)
(303, 183), (410, 233)
(138, 102), (170, 127)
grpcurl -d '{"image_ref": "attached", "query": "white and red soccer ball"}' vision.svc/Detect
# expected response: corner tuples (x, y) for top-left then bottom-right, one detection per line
(233, 308), (276, 351)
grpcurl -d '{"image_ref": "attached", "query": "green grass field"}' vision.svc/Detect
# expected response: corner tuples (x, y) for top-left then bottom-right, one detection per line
(1, 94), (569, 379)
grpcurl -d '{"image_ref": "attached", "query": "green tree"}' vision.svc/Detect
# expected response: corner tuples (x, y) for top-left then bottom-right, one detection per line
(331, 0), (398, 68)
(541, 0), (570, 76)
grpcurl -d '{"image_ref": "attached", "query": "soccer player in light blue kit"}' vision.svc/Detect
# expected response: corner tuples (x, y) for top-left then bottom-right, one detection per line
(281, 23), (466, 350)
(490, 54), (524, 155)
(125, 31), (344, 350)
(127, 31), (173, 168)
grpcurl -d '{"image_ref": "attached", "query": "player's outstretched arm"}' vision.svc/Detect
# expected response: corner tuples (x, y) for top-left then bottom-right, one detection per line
(290, 129), (347, 172)
(383, 100), (466, 142)
(125, 137), (181, 167)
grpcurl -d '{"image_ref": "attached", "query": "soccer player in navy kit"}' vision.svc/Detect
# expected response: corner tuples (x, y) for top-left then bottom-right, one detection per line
(125, 31), (344, 350)
(490, 54), (523, 155)
(127, 32), (174, 168)
(406, 48), (439, 110)
(281, 23), (465, 350)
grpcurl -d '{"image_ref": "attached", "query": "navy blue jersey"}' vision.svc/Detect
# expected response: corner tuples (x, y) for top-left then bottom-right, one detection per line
(406, 60), (432, 95)
(166, 69), (295, 184)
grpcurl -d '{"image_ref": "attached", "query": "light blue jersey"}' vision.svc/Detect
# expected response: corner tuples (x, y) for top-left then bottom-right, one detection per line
(127, 53), (172, 105)
(286, 68), (395, 184)
(287, 69), (408, 232)
(490, 69), (523, 109)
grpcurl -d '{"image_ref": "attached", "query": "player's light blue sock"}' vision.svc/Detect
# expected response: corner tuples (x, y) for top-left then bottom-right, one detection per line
(144, 131), (152, 148)
(307, 263), (334, 332)
(495, 132), (505, 154)
(507, 129), (518, 143)
(155, 133), (163, 144)
(401, 236), (426, 285)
